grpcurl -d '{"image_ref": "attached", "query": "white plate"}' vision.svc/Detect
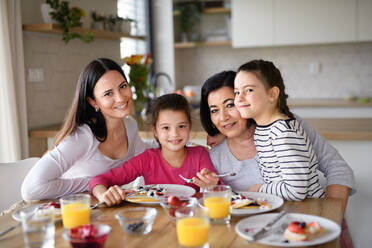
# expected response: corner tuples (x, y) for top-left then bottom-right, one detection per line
(231, 192), (284, 216)
(12, 204), (62, 222)
(235, 213), (341, 247)
(126, 184), (196, 205)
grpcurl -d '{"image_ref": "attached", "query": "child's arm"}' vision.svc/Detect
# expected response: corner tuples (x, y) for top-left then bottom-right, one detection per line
(89, 152), (148, 198)
(193, 168), (219, 188)
(192, 147), (220, 188)
(92, 184), (126, 206)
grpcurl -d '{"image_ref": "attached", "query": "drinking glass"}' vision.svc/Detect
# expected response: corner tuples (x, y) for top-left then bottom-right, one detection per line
(176, 205), (210, 248)
(203, 185), (231, 224)
(20, 205), (55, 248)
(60, 194), (90, 229)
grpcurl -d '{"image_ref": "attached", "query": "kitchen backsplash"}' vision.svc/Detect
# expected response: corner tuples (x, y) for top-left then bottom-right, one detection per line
(24, 32), (121, 129)
(175, 42), (372, 99)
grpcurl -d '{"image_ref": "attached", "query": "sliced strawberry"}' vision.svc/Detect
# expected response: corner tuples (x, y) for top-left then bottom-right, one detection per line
(287, 222), (306, 234)
(168, 208), (176, 217)
(168, 196), (182, 206)
(156, 192), (164, 196)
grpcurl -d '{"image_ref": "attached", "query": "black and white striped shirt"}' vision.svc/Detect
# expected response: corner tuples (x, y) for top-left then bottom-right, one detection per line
(255, 118), (324, 201)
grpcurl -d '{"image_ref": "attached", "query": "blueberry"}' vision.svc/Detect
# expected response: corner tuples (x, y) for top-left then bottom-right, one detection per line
(150, 192), (155, 197)
(299, 222), (306, 228)
(138, 186), (144, 190)
(283, 240), (289, 243)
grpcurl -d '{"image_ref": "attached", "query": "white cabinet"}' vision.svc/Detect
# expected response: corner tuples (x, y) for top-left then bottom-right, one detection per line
(232, 0), (274, 47)
(231, 0), (370, 47)
(275, 0), (356, 45)
(357, 0), (372, 41)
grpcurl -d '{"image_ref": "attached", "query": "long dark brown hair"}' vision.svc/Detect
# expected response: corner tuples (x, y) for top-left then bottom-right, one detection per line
(237, 59), (294, 119)
(52, 58), (128, 149)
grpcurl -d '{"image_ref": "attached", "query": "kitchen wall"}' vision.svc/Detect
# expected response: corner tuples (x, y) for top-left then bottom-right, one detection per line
(175, 42), (372, 99)
(21, 0), (120, 129)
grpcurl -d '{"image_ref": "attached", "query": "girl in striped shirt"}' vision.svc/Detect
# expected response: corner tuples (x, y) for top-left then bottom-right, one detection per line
(233, 59), (324, 201)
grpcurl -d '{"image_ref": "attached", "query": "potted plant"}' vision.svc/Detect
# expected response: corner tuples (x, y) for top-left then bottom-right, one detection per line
(123, 54), (153, 115)
(45, 0), (94, 44)
(91, 11), (105, 30)
(115, 16), (135, 34)
(175, 0), (203, 42)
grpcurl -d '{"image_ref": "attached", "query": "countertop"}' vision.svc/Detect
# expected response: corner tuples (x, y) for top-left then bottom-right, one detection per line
(29, 116), (372, 141)
(288, 98), (372, 107)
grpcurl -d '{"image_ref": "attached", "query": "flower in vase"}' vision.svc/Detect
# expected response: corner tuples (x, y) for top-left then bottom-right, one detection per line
(123, 54), (152, 114)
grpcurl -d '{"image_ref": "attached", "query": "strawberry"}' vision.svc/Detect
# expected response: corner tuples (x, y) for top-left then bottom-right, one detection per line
(287, 222), (306, 234)
(168, 208), (176, 217)
(168, 196), (182, 206)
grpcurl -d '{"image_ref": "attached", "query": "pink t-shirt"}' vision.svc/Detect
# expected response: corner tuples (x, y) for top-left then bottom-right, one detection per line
(89, 146), (217, 192)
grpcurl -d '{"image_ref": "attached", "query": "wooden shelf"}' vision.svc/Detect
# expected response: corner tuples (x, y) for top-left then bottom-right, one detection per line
(174, 40), (231, 48)
(173, 7), (230, 16)
(22, 23), (146, 40)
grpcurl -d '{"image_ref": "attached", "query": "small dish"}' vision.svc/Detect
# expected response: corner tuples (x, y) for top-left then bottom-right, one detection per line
(63, 224), (111, 248)
(115, 207), (157, 235)
(159, 196), (199, 221)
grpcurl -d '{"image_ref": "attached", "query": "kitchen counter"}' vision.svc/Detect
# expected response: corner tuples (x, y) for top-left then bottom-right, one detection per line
(288, 98), (372, 107)
(29, 117), (372, 157)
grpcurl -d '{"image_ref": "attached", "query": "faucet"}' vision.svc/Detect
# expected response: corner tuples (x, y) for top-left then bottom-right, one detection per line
(150, 72), (174, 98)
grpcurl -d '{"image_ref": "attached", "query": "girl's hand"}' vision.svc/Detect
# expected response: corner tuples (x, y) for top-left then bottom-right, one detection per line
(193, 168), (219, 188)
(94, 185), (126, 207)
(248, 184), (262, 192)
(207, 133), (225, 148)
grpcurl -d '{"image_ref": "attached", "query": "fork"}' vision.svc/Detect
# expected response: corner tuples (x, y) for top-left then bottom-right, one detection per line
(179, 174), (193, 183)
(179, 172), (236, 183)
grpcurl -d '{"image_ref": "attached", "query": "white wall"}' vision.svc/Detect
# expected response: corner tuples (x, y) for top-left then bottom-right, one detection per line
(175, 42), (372, 99)
(330, 141), (372, 248)
(21, 0), (121, 129)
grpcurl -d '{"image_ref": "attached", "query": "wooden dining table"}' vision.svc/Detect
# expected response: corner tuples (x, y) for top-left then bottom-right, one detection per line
(0, 196), (342, 248)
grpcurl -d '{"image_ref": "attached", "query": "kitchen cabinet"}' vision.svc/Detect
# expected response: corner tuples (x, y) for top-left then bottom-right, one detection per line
(232, 0), (370, 48)
(275, 0), (356, 45)
(231, 0), (274, 47)
(174, 7), (232, 48)
(357, 0), (372, 41)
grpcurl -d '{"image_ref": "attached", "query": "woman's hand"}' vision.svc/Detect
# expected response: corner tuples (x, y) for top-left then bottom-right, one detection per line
(193, 168), (219, 188)
(248, 184), (262, 192)
(207, 133), (225, 148)
(92, 184), (126, 207)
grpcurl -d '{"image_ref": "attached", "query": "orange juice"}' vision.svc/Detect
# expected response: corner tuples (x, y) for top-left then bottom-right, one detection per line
(62, 203), (90, 229)
(204, 196), (230, 219)
(177, 217), (209, 247)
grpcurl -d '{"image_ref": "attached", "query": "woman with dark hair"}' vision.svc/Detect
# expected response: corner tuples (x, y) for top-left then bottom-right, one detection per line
(22, 58), (149, 201)
(200, 70), (355, 212)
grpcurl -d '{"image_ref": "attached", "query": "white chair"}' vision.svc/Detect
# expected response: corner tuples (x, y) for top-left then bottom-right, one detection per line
(0, 158), (39, 212)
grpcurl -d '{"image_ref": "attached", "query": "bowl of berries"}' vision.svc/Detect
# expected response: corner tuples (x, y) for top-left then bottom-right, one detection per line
(159, 196), (199, 221)
(63, 224), (111, 248)
(115, 207), (157, 235)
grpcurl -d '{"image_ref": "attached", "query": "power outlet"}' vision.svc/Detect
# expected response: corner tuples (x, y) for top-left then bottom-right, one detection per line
(28, 68), (44, 82)
(309, 61), (321, 75)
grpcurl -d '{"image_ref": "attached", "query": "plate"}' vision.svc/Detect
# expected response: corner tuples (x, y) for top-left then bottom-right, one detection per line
(126, 184), (196, 205)
(235, 213), (341, 247)
(231, 192), (284, 216)
(12, 204), (62, 222)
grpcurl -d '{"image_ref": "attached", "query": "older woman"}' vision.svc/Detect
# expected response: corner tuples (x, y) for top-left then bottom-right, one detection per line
(200, 71), (355, 215)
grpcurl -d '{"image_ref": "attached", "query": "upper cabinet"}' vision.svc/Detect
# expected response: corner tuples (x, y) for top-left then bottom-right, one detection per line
(232, 0), (274, 47)
(232, 0), (371, 48)
(275, 0), (356, 45)
(358, 0), (372, 41)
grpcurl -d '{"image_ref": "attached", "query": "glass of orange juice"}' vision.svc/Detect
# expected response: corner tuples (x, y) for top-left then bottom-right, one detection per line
(203, 185), (231, 224)
(176, 205), (210, 248)
(60, 194), (90, 229)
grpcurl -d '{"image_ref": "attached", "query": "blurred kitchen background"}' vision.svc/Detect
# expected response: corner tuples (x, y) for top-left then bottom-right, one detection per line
(1, 0), (371, 247)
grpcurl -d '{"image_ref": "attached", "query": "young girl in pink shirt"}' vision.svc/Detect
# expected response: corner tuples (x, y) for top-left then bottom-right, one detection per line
(90, 93), (219, 206)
